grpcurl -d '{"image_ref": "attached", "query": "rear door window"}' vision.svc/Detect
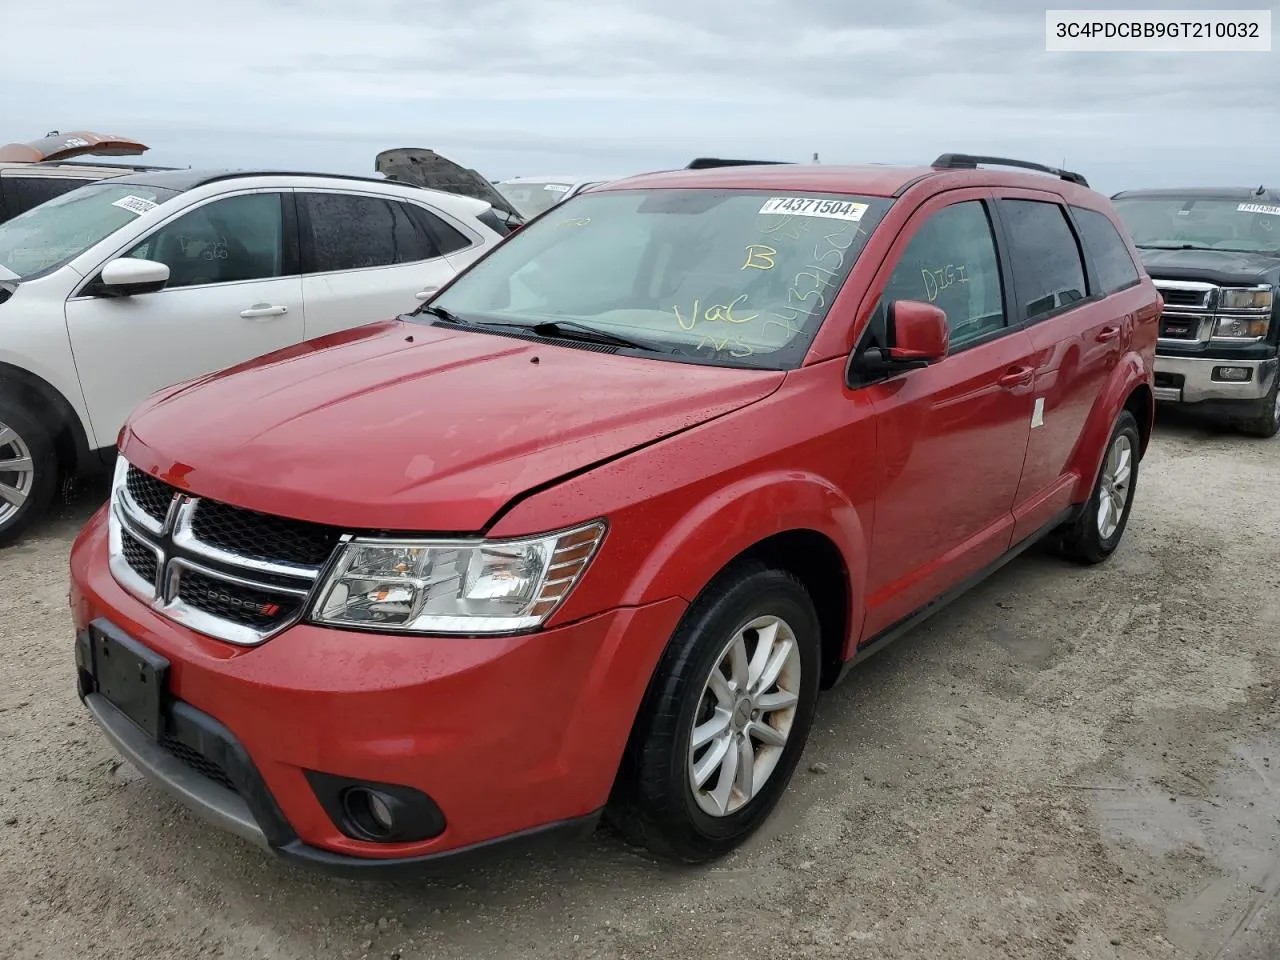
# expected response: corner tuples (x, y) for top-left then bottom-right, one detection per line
(299, 193), (438, 273)
(1069, 205), (1142, 295)
(996, 199), (1088, 321)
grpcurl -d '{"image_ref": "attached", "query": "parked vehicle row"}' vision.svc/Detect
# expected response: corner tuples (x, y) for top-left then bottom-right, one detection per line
(67, 152), (1163, 875)
(1113, 186), (1280, 437)
(0, 154), (522, 544)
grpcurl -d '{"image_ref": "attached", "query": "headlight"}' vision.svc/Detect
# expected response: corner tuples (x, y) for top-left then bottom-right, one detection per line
(1219, 287), (1273, 310)
(308, 521), (606, 634)
(1213, 316), (1270, 339)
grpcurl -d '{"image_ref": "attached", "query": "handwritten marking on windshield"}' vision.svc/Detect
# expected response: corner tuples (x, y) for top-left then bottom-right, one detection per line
(921, 264), (968, 303)
(741, 244), (777, 271)
(696, 332), (755, 357)
(760, 215), (811, 242)
(674, 294), (758, 330)
(766, 224), (859, 334)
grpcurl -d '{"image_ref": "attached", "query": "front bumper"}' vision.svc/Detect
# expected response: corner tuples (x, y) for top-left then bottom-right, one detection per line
(69, 507), (686, 877)
(1153, 354), (1278, 404)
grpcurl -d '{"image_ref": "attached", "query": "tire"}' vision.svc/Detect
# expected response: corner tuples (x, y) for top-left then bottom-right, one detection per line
(1235, 369), (1280, 439)
(0, 394), (59, 548)
(606, 561), (822, 862)
(1057, 409), (1141, 565)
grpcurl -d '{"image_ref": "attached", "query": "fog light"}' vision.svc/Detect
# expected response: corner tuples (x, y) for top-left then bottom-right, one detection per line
(342, 787), (401, 840)
(304, 770), (446, 843)
(1213, 366), (1252, 382)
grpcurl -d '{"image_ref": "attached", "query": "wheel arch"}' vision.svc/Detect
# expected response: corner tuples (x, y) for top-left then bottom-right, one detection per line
(1066, 353), (1151, 501)
(0, 361), (96, 478)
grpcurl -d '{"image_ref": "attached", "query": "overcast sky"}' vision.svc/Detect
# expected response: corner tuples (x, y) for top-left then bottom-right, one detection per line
(7, 0), (1277, 195)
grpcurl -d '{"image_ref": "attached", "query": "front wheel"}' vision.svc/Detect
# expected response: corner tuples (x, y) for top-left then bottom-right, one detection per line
(607, 562), (822, 862)
(0, 395), (58, 548)
(1057, 409), (1140, 564)
(1236, 368), (1280, 439)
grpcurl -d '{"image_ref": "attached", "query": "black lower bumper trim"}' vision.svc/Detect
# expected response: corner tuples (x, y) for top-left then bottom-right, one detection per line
(82, 660), (602, 879)
(275, 810), (602, 880)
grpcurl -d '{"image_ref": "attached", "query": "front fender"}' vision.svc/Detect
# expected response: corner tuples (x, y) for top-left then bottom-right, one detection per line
(624, 470), (865, 619)
(1067, 350), (1151, 502)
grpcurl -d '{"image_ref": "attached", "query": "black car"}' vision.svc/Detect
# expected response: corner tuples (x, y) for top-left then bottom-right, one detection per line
(1111, 187), (1280, 437)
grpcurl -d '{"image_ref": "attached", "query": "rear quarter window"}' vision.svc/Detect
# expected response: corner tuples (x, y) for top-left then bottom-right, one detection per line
(1069, 205), (1142, 295)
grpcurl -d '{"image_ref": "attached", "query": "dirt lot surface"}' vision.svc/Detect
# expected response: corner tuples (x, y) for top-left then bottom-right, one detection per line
(1, 413), (1277, 960)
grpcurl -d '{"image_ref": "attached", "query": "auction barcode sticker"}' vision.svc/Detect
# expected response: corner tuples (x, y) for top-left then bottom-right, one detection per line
(1239, 203), (1280, 216)
(543, 183), (571, 192)
(759, 197), (868, 221)
(111, 195), (158, 216)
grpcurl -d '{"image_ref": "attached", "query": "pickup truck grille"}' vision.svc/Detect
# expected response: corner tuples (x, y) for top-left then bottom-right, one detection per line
(1152, 279), (1216, 345)
(107, 460), (343, 646)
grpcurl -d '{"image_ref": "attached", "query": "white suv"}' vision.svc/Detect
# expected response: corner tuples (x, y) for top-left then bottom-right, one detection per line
(0, 168), (513, 544)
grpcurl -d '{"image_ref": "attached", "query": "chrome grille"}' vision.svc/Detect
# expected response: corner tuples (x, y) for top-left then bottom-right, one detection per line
(107, 459), (341, 646)
(1152, 279), (1216, 346)
(190, 499), (343, 568)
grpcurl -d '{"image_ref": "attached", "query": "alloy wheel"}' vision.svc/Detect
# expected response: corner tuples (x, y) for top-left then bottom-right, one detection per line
(0, 421), (35, 527)
(687, 614), (802, 818)
(1096, 432), (1133, 540)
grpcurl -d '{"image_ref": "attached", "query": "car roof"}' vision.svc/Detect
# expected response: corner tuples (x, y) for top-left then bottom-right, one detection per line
(90, 168), (494, 217)
(1111, 186), (1280, 203)
(97, 168), (395, 191)
(594, 161), (1099, 201)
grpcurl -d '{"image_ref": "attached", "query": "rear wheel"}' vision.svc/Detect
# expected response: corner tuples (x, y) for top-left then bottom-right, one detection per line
(1235, 370), (1280, 438)
(607, 562), (822, 862)
(0, 395), (58, 548)
(1057, 409), (1140, 564)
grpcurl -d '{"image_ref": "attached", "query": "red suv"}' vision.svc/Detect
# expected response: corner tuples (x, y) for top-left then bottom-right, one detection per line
(69, 154), (1161, 874)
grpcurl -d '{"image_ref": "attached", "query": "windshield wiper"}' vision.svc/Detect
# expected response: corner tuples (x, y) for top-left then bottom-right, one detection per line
(1135, 242), (1217, 251)
(417, 304), (467, 324)
(518, 320), (670, 353)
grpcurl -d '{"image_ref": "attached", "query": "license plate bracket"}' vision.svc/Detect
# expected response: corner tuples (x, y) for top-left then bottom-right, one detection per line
(90, 621), (170, 741)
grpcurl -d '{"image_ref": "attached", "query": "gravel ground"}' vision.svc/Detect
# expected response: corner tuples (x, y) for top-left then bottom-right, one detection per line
(1, 412), (1277, 960)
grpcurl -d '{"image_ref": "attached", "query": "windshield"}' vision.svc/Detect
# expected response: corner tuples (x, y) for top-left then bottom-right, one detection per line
(0, 181), (180, 280)
(1113, 196), (1280, 255)
(429, 188), (890, 369)
(495, 180), (579, 218)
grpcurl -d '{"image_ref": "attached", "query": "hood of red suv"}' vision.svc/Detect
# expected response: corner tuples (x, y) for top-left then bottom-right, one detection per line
(121, 319), (783, 531)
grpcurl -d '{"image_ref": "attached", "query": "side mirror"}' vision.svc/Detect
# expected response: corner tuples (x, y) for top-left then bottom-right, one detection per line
(887, 300), (949, 363)
(95, 258), (170, 297)
(846, 300), (950, 387)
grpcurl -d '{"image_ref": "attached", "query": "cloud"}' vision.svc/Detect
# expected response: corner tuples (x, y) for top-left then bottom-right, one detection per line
(5, 0), (1277, 191)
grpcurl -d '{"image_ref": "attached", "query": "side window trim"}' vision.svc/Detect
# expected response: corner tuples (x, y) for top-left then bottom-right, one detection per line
(988, 194), (1095, 328)
(69, 188), (295, 299)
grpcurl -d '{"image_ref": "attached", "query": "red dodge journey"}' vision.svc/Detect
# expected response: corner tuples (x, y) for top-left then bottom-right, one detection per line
(69, 153), (1161, 875)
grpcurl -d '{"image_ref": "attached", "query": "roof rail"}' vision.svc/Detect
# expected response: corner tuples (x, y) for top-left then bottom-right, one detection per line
(931, 153), (1089, 187)
(685, 157), (792, 170)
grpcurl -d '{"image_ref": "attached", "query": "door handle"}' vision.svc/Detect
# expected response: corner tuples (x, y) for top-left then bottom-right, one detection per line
(414, 286), (440, 301)
(1095, 325), (1121, 342)
(997, 365), (1035, 389)
(240, 304), (288, 319)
